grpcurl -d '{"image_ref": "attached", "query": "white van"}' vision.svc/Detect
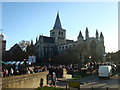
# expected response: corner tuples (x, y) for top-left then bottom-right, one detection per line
(98, 65), (112, 78)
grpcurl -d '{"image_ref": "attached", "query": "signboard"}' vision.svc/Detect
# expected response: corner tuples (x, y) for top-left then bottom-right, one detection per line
(28, 56), (36, 63)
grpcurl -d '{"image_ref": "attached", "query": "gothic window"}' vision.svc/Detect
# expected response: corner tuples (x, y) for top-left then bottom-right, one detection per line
(59, 47), (61, 50)
(59, 32), (61, 36)
(66, 46), (67, 48)
(62, 46), (64, 50)
(62, 32), (63, 36)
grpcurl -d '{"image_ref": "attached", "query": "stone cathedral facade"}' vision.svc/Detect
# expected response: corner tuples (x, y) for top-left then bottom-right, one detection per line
(34, 12), (105, 62)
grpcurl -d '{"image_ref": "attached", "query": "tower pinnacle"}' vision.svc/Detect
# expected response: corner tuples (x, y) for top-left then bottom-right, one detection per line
(100, 32), (104, 38)
(96, 29), (99, 39)
(85, 27), (89, 40)
(78, 31), (83, 38)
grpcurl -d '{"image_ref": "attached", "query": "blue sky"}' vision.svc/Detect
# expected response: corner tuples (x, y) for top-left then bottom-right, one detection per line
(2, 2), (118, 52)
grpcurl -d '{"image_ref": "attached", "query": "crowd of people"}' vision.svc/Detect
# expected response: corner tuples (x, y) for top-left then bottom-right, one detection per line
(2, 64), (48, 77)
(1, 61), (117, 78)
(1, 61), (118, 88)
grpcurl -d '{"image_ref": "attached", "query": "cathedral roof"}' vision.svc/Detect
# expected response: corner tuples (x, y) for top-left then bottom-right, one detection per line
(40, 36), (55, 43)
(9, 44), (22, 52)
(66, 39), (74, 44)
(53, 12), (62, 29)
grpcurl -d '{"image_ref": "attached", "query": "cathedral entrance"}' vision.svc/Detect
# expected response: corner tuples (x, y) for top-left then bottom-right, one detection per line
(90, 40), (97, 61)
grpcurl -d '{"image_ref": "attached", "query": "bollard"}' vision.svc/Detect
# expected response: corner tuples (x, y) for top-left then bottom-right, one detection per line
(66, 84), (68, 90)
(92, 86), (93, 90)
(106, 87), (108, 90)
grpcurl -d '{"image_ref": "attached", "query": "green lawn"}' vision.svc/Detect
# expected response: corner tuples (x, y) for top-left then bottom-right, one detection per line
(36, 86), (66, 90)
(72, 74), (89, 80)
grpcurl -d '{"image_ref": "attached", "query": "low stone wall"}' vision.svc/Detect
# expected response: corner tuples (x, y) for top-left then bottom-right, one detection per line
(2, 71), (48, 89)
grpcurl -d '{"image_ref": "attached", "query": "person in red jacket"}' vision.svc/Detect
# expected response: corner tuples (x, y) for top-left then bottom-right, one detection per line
(3, 69), (6, 77)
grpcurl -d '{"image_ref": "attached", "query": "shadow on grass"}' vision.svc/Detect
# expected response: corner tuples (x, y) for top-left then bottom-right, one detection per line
(36, 86), (66, 90)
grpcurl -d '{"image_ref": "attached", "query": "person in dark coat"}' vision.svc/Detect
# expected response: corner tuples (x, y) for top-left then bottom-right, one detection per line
(40, 78), (44, 88)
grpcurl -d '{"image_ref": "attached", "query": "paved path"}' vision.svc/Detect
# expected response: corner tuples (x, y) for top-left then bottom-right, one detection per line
(55, 74), (119, 89)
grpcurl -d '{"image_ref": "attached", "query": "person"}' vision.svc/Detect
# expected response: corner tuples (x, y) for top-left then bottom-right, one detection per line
(10, 68), (14, 76)
(26, 69), (30, 74)
(3, 69), (6, 77)
(46, 74), (49, 85)
(40, 78), (43, 88)
(50, 72), (57, 87)
(6, 69), (9, 76)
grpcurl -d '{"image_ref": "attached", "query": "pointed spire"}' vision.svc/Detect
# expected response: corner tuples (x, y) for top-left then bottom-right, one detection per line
(78, 31), (83, 38)
(53, 11), (62, 29)
(85, 27), (89, 39)
(86, 27), (89, 33)
(31, 39), (33, 45)
(36, 36), (38, 42)
(100, 32), (104, 38)
(96, 29), (99, 39)
(39, 34), (41, 40)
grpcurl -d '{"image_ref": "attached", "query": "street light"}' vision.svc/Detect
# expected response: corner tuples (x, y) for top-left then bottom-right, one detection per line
(103, 54), (106, 62)
(89, 56), (91, 62)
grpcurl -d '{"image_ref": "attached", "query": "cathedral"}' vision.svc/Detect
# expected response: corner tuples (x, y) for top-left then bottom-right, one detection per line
(35, 12), (105, 63)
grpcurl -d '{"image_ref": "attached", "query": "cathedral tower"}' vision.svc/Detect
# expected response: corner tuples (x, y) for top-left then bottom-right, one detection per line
(85, 27), (89, 40)
(100, 32), (105, 61)
(50, 12), (66, 44)
(96, 29), (99, 40)
(100, 32), (104, 44)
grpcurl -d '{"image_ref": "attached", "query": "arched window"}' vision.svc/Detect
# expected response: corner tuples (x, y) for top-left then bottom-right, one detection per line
(61, 32), (63, 36)
(59, 32), (60, 36)
(59, 47), (61, 50)
(62, 46), (64, 50)
(66, 46), (67, 48)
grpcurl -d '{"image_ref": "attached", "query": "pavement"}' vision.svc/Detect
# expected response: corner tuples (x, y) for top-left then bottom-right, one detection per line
(47, 74), (97, 89)
(54, 74), (119, 89)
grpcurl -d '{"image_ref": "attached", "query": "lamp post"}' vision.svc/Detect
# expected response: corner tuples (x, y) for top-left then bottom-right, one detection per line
(103, 54), (106, 62)
(108, 55), (111, 62)
(48, 58), (51, 64)
(24, 59), (27, 67)
(89, 56), (91, 62)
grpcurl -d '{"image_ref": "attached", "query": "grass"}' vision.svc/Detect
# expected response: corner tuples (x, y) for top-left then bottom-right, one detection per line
(72, 74), (89, 80)
(36, 86), (66, 90)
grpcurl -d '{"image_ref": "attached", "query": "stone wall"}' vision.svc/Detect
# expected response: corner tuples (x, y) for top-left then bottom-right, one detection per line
(2, 71), (48, 89)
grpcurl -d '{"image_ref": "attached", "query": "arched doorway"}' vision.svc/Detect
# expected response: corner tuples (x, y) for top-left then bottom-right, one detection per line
(90, 40), (97, 61)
